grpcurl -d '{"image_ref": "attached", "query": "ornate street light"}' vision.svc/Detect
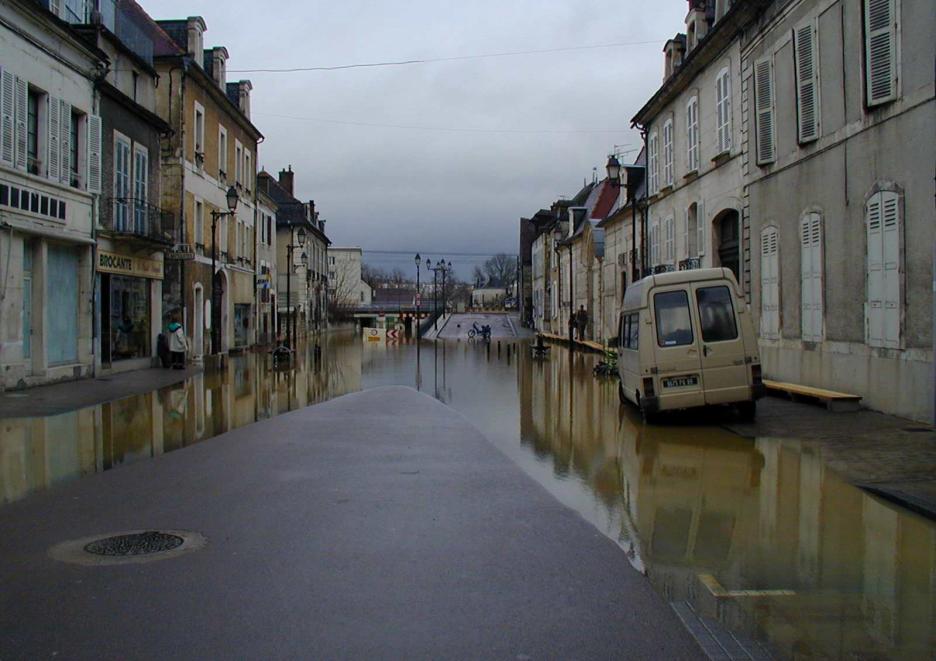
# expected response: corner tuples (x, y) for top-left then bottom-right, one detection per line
(606, 155), (621, 185)
(210, 185), (239, 354)
(414, 253), (422, 337)
(285, 226), (309, 351)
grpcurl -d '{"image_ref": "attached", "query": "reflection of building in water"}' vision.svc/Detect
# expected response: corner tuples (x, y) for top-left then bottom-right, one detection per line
(521, 351), (936, 660)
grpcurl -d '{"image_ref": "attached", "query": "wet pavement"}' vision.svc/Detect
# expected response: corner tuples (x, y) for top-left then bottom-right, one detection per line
(438, 312), (518, 340)
(1, 331), (934, 659)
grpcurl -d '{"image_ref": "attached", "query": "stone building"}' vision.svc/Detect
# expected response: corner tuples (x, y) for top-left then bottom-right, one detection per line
(153, 16), (262, 357)
(631, 0), (767, 288)
(743, 0), (934, 420)
(257, 167), (329, 344)
(255, 185), (277, 345)
(72, 0), (173, 374)
(328, 247), (371, 310)
(0, 0), (103, 389)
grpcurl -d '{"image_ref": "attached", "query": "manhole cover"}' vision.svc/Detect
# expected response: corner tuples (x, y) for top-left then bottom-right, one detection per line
(84, 531), (184, 556)
(50, 529), (206, 566)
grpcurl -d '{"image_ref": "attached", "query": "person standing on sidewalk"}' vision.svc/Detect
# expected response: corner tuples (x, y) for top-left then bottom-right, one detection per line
(575, 305), (588, 341)
(167, 314), (188, 370)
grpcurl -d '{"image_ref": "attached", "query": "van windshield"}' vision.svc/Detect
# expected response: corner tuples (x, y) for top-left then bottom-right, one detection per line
(654, 291), (694, 347)
(696, 286), (738, 342)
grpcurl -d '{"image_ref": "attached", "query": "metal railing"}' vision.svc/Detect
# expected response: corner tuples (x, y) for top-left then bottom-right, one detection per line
(101, 197), (175, 244)
(652, 264), (676, 274)
(678, 257), (702, 271)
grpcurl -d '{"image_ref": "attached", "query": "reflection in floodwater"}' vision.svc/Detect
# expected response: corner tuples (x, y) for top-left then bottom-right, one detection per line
(1, 331), (934, 659)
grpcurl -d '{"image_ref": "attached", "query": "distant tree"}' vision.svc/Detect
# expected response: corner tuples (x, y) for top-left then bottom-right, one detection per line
(361, 263), (386, 289)
(472, 265), (486, 288)
(388, 268), (408, 286)
(483, 254), (518, 290)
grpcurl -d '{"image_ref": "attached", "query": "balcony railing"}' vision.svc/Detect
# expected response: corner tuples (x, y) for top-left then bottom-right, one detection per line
(101, 197), (175, 245)
(678, 257), (702, 271)
(652, 264), (676, 275)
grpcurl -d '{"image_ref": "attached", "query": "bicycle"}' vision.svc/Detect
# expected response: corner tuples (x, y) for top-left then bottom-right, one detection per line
(467, 322), (492, 341)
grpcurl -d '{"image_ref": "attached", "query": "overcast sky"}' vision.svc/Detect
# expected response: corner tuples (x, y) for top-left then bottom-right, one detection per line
(152, 0), (684, 276)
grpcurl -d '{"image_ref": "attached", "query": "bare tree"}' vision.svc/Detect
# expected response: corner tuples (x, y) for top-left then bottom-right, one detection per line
(388, 268), (408, 286)
(483, 254), (518, 290)
(361, 263), (386, 289)
(472, 265), (486, 288)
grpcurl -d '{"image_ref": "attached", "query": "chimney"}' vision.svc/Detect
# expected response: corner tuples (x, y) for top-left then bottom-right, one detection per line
(279, 166), (294, 196)
(208, 47), (229, 90)
(686, 0), (709, 51)
(308, 200), (316, 220)
(663, 34), (687, 80)
(186, 17), (206, 61)
(237, 80), (252, 119)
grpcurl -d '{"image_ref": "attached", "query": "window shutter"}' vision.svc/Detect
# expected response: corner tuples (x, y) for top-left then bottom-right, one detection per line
(682, 207), (690, 259)
(866, 195), (884, 345)
(59, 100), (71, 185)
(87, 115), (101, 193)
(881, 191), (901, 347)
(716, 69), (732, 153)
(13, 76), (27, 171)
(865, 0), (897, 105)
(50, 0), (62, 17)
(795, 23), (820, 143)
(761, 227), (780, 339)
(697, 200), (705, 257)
(754, 58), (776, 164)
(0, 68), (15, 167)
(47, 96), (60, 180)
(800, 213), (823, 341)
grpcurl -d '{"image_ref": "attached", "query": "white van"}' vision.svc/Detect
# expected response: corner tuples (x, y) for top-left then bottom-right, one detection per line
(617, 268), (764, 420)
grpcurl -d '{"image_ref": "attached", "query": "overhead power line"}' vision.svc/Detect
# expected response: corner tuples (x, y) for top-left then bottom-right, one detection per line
(254, 111), (630, 135)
(228, 39), (663, 73)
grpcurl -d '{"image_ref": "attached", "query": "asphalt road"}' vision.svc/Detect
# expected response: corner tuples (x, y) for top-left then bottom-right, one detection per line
(0, 387), (702, 660)
(439, 312), (517, 340)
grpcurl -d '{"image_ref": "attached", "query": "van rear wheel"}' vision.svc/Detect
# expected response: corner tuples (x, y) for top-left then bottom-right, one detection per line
(737, 400), (756, 421)
(618, 381), (627, 404)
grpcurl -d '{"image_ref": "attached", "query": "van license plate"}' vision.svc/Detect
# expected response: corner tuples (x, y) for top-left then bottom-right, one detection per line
(663, 375), (699, 388)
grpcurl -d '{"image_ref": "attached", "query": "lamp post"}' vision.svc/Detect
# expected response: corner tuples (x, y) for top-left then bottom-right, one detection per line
(285, 226), (307, 351)
(210, 186), (239, 354)
(414, 253), (421, 337)
(426, 258), (448, 331)
(441, 260), (452, 317)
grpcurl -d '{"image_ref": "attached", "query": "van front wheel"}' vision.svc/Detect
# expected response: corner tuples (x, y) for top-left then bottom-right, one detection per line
(737, 400), (756, 421)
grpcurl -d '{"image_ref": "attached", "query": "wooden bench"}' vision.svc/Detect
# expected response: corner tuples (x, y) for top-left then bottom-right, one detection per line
(763, 379), (862, 412)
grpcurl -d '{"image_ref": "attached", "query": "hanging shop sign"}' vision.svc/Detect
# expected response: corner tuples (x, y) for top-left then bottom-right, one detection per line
(97, 250), (163, 280)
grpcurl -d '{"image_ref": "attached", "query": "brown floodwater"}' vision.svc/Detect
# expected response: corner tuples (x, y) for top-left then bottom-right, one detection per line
(1, 330), (934, 659)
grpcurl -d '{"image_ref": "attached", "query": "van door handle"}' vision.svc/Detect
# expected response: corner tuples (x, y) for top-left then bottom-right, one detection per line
(703, 345), (711, 357)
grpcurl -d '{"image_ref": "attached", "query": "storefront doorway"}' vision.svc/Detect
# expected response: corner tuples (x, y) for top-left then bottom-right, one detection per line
(101, 273), (151, 365)
(716, 210), (740, 281)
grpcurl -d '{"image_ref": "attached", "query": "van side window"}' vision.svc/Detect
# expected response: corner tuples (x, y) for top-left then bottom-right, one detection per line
(654, 291), (694, 347)
(628, 314), (639, 348)
(621, 313), (639, 350)
(696, 286), (738, 342)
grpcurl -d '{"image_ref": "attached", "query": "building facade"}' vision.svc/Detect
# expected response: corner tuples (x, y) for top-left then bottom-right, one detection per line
(74, 0), (173, 374)
(154, 16), (262, 357)
(0, 0), (102, 389)
(328, 247), (371, 310)
(258, 167), (329, 343)
(743, 0), (934, 420)
(255, 186), (276, 345)
(631, 1), (767, 291)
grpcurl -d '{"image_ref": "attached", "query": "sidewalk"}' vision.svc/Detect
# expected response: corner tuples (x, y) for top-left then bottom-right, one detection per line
(0, 365), (202, 418)
(727, 396), (936, 520)
(0, 387), (702, 660)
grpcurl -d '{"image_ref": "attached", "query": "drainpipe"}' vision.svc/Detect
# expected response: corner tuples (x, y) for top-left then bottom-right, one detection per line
(932, 236), (935, 424)
(90, 59), (109, 378)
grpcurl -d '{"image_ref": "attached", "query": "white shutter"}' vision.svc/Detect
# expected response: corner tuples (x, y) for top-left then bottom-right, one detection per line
(686, 97), (699, 172)
(682, 207), (690, 259)
(865, 0), (897, 105)
(754, 57), (776, 164)
(697, 200), (705, 257)
(663, 120), (673, 187)
(795, 22), (820, 143)
(648, 132), (658, 194)
(866, 195), (884, 345)
(716, 68), (732, 153)
(761, 227), (780, 339)
(48, 96), (60, 180)
(0, 68), (15, 167)
(881, 192), (901, 347)
(13, 76), (27, 171)
(801, 213), (823, 341)
(87, 115), (101, 193)
(665, 217), (674, 262)
(59, 100), (71, 185)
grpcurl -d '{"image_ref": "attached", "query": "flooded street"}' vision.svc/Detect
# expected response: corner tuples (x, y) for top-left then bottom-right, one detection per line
(2, 330), (934, 659)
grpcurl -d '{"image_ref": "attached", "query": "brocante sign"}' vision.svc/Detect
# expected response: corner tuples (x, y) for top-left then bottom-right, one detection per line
(97, 250), (163, 280)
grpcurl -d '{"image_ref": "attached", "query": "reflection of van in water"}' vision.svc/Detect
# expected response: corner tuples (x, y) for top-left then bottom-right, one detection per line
(617, 268), (764, 420)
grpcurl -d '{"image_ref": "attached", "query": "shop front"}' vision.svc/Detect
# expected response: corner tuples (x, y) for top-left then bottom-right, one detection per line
(97, 248), (163, 371)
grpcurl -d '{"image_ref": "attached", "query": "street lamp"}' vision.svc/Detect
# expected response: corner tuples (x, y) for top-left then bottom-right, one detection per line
(414, 253), (422, 337)
(553, 222), (574, 350)
(210, 185), (238, 354)
(285, 226), (307, 351)
(426, 258), (449, 332)
(606, 155), (621, 185)
(620, 163), (646, 283)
